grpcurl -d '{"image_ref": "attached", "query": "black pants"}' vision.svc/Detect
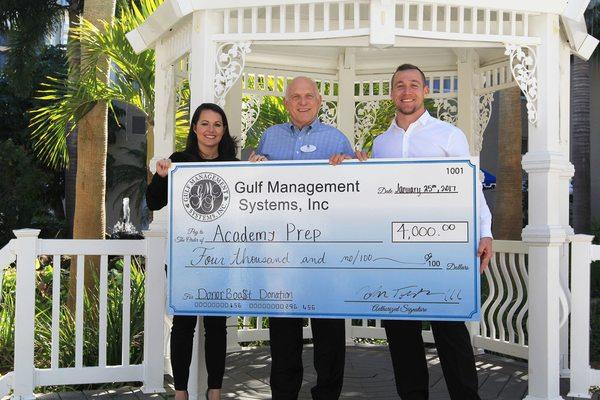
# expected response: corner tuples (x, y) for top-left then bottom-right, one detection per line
(170, 315), (227, 390)
(384, 320), (480, 400)
(269, 317), (346, 400)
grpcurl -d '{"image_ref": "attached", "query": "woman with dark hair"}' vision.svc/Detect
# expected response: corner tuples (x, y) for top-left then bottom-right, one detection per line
(146, 103), (238, 400)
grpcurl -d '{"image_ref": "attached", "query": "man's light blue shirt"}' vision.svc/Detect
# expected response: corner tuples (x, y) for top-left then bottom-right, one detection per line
(256, 119), (353, 160)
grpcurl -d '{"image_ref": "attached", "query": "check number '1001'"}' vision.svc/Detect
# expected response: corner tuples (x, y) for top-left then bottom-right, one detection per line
(392, 222), (469, 243)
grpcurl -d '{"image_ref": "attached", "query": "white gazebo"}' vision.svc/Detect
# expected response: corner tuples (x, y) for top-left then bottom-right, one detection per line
(124, 1), (599, 400)
(3, 2), (600, 400)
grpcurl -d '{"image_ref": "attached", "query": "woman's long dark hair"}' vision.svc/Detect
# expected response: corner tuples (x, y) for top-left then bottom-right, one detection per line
(185, 103), (238, 159)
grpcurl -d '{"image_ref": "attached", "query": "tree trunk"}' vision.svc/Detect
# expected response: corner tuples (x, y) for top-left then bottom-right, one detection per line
(492, 86), (523, 240)
(64, 1), (84, 240)
(571, 56), (591, 234)
(68, 0), (116, 307)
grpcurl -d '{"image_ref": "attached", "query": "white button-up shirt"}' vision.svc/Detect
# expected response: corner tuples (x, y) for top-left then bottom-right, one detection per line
(373, 111), (493, 238)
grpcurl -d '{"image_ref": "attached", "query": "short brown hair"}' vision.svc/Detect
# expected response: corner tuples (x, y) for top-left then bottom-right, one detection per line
(391, 64), (427, 87)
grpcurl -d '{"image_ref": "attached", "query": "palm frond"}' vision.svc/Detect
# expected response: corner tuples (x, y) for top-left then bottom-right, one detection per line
(73, 0), (159, 117)
(175, 81), (190, 151)
(29, 73), (127, 169)
(29, 75), (93, 169)
(29, 0), (162, 169)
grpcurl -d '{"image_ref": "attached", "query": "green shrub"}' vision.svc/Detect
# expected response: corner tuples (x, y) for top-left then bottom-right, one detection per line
(0, 256), (146, 377)
(0, 267), (16, 372)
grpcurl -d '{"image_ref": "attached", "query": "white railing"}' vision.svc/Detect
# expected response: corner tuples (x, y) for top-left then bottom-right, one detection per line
(392, 2), (533, 42)
(354, 72), (458, 100)
(568, 235), (600, 399)
(4, 233), (599, 398)
(243, 67), (338, 99)
(236, 316), (314, 343)
(228, 240), (531, 353)
(1, 229), (167, 400)
(219, 1), (371, 40)
(476, 60), (517, 95)
(242, 68), (458, 101)
(235, 317), (387, 344)
(214, 1), (538, 43)
(474, 240), (529, 359)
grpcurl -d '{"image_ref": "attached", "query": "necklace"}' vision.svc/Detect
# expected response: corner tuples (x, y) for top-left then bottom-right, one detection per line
(200, 151), (219, 160)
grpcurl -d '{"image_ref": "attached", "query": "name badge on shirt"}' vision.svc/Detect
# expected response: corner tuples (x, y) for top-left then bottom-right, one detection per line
(300, 144), (317, 153)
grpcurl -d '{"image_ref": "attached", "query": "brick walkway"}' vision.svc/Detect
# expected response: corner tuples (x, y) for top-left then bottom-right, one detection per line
(33, 345), (576, 400)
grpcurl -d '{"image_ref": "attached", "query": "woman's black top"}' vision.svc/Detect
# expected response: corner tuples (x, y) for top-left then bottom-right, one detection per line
(146, 151), (238, 211)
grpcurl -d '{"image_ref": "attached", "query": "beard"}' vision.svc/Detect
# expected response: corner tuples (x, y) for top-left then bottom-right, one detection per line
(396, 102), (421, 115)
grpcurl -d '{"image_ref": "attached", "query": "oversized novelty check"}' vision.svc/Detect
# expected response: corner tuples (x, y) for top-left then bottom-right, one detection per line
(167, 158), (481, 321)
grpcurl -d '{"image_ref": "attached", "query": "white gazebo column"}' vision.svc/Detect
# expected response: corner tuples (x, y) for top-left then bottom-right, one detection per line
(149, 44), (176, 233)
(557, 40), (575, 377)
(337, 48), (356, 146)
(189, 10), (221, 110)
(519, 13), (567, 400)
(455, 49), (479, 155)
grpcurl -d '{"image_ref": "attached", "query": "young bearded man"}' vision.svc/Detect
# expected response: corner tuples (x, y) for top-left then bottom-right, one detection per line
(331, 64), (493, 399)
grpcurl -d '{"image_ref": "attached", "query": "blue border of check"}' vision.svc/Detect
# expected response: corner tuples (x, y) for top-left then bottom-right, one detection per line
(168, 159), (480, 321)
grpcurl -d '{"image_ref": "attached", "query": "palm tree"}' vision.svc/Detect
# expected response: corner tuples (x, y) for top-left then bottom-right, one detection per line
(29, 0), (195, 215)
(77, 0), (160, 172)
(30, 0), (161, 171)
(72, 0), (117, 245)
(65, 0), (84, 240)
(72, 0), (117, 301)
(571, 56), (591, 234)
(29, 0), (166, 306)
(571, 0), (600, 234)
(29, 0), (165, 302)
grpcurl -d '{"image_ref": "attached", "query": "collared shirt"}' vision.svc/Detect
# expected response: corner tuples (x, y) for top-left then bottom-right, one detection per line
(257, 119), (353, 160)
(373, 111), (493, 238)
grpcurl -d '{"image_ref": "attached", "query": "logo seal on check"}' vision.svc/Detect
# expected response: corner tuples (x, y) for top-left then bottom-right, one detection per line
(182, 172), (230, 221)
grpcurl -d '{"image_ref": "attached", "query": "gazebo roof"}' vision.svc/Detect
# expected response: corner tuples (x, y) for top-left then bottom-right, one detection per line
(127, 0), (598, 60)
